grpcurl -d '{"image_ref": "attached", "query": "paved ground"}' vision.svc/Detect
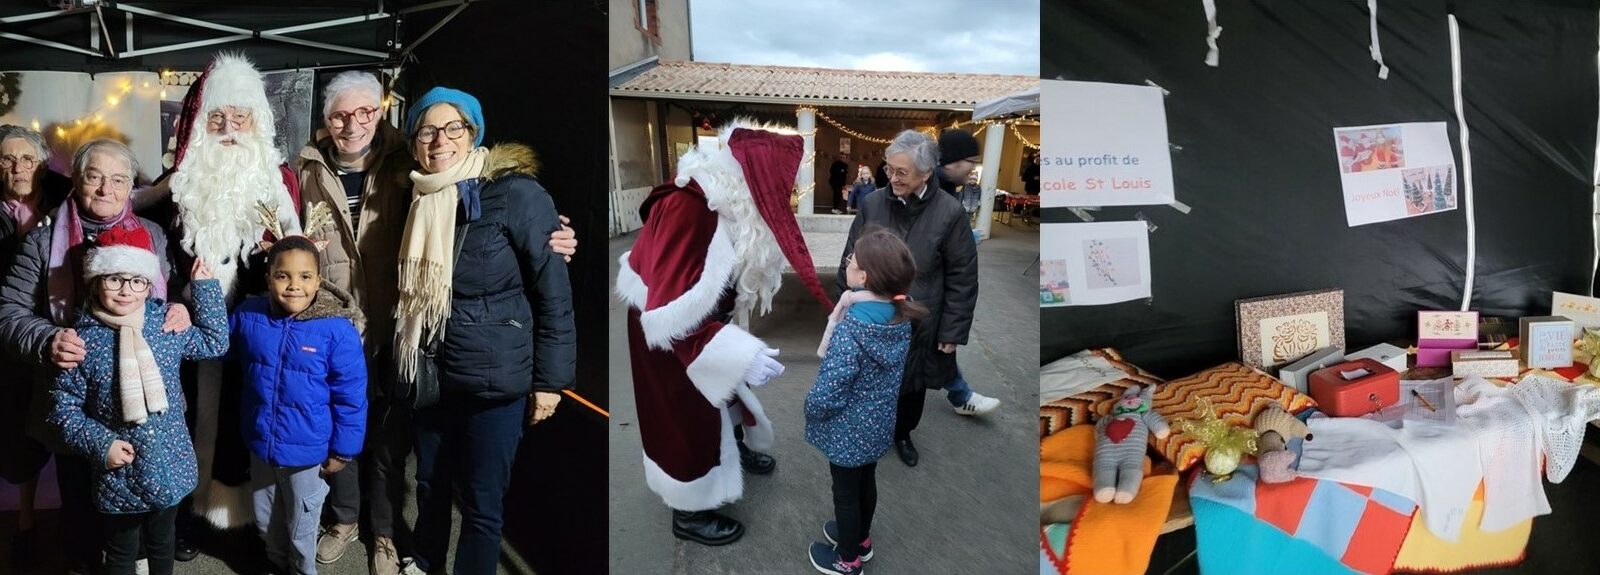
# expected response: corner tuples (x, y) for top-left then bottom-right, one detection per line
(608, 222), (1041, 574)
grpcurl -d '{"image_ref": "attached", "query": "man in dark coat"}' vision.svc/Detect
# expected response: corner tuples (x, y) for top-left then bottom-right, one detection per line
(836, 129), (978, 467)
(930, 129), (1002, 418)
(829, 155), (850, 214)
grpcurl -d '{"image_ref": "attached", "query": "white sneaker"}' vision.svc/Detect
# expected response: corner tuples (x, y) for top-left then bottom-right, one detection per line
(954, 392), (1000, 416)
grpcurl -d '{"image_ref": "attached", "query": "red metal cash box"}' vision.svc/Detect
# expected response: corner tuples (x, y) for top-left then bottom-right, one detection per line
(1308, 358), (1400, 417)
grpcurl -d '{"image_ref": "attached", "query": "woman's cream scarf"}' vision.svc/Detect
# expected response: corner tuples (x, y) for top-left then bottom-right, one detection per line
(394, 147), (488, 382)
(90, 302), (168, 424)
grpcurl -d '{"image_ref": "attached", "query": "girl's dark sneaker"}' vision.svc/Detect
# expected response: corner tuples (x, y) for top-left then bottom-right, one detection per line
(822, 520), (874, 561)
(808, 542), (865, 575)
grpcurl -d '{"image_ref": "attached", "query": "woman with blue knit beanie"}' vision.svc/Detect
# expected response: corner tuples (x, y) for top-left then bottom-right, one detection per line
(394, 87), (577, 574)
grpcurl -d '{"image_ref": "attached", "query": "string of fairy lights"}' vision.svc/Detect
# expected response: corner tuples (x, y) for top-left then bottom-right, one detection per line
(797, 105), (1038, 150)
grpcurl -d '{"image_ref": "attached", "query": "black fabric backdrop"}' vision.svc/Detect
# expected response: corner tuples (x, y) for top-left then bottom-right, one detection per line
(1042, 0), (1599, 378)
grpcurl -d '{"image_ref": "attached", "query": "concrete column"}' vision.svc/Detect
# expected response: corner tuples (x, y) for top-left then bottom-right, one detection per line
(796, 107), (817, 214)
(976, 122), (1007, 239)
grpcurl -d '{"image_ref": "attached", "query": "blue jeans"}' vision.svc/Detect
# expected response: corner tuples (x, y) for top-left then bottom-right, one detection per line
(412, 393), (527, 575)
(945, 367), (973, 406)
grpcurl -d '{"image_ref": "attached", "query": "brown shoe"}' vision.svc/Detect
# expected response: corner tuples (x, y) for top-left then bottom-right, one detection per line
(370, 536), (401, 575)
(316, 522), (360, 564)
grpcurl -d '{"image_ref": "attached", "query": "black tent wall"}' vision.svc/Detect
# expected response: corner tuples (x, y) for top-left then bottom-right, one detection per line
(1042, 0), (1599, 378)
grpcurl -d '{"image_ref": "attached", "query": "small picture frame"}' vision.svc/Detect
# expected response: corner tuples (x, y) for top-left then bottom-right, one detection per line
(1520, 316), (1575, 369)
(1235, 289), (1345, 371)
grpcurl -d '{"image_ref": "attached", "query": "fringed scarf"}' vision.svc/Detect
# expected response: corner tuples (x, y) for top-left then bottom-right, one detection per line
(89, 301), (168, 425)
(393, 147), (487, 382)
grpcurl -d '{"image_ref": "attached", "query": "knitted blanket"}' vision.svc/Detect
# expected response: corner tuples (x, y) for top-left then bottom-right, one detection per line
(1189, 464), (1416, 575)
(1039, 425), (1177, 575)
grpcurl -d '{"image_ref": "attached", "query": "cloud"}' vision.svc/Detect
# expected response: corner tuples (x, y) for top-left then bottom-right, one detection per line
(689, 0), (1039, 76)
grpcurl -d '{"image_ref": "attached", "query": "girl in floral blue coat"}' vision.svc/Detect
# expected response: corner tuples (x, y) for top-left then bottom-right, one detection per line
(804, 229), (925, 575)
(47, 224), (228, 575)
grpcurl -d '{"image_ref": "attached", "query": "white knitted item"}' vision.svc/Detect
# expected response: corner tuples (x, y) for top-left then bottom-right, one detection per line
(1298, 416), (1480, 542)
(1507, 375), (1600, 483)
(1454, 376), (1550, 531)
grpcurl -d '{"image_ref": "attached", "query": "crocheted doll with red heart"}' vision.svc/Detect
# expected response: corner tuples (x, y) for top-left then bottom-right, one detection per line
(1092, 385), (1170, 504)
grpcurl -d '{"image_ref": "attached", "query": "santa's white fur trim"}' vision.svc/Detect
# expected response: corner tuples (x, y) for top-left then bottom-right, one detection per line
(732, 385), (774, 452)
(84, 245), (161, 284)
(684, 324), (765, 407)
(643, 405), (743, 512)
(198, 53), (277, 149)
(192, 480), (254, 529)
(618, 219), (738, 351)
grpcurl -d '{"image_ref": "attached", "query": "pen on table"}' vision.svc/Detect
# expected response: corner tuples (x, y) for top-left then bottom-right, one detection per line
(1411, 389), (1438, 412)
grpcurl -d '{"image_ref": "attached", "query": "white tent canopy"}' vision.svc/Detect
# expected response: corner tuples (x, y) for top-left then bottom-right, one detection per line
(972, 86), (1039, 121)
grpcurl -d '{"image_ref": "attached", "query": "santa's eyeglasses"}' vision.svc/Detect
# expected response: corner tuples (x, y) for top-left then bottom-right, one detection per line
(414, 121), (471, 144)
(327, 106), (378, 128)
(206, 110), (252, 129)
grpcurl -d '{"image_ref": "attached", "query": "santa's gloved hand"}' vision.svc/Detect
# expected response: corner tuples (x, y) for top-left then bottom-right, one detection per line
(744, 348), (784, 387)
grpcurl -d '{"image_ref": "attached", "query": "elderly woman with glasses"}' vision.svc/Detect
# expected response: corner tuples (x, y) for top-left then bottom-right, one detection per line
(392, 87), (576, 575)
(836, 129), (979, 468)
(0, 138), (189, 573)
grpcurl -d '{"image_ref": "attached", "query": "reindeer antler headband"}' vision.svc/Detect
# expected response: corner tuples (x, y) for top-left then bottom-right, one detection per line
(255, 200), (333, 253)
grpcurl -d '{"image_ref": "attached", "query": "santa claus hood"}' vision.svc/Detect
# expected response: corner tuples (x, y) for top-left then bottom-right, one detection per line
(193, 53), (278, 149)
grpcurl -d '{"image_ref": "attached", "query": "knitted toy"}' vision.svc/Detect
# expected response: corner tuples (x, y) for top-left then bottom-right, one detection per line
(1582, 328), (1600, 379)
(1093, 385), (1170, 504)
(1253, 404), (1311, 484)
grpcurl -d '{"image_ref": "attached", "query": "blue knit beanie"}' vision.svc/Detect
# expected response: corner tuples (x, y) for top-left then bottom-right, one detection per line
(406, 86), (485, 147)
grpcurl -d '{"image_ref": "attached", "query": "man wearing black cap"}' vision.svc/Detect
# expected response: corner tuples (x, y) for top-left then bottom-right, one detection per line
(934, 129), (1001, 417)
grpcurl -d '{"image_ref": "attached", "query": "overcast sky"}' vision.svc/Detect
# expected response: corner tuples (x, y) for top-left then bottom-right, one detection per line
(689, 0), (1039, 76)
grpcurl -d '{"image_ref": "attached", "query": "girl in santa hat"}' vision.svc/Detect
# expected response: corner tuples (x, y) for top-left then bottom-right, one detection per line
(804, 229), (925, 575)
(45, 224), (229, 575)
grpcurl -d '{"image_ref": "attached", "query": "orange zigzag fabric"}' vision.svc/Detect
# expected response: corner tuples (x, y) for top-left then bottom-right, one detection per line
(1151, 362), (1318, 471)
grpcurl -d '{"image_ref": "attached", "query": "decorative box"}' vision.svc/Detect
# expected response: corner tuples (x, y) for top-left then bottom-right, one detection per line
(1478, 316), (1514, 349)
(1278, 346), (1345, 394)
(1308, 358), (1401, 417)
(1450, 349), (1518, 379)
(1417, 311), (1479, 367)
(1346, 343), (1408, 373)
(1520, 316), (1575, 369)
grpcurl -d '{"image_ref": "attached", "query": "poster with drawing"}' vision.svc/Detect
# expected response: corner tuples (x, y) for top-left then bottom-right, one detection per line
(1040, 221), (1151, 307)
(1040, 79), (1176, 207)
(1333, 122), (1457, 226)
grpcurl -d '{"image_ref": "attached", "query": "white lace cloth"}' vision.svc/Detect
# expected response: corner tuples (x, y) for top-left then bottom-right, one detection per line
(1454, 376), (1550, 531)
(1507, 374), (1600, 483)
(1299, 416), (1480, 541)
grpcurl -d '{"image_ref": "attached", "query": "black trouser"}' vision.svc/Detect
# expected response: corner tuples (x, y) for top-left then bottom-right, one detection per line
(894, 389), (926, 441)
(829, 462), (877, 562)
(56, 454), (105, 569)
(103, 505), (179, 575)
(327, 394), (413, 538)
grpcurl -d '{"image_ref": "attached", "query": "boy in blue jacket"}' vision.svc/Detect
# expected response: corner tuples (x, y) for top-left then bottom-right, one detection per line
(231, 235), (367, 575)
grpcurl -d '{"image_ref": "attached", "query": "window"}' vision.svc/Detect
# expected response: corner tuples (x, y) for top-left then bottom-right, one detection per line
(635, 0), (660, 43)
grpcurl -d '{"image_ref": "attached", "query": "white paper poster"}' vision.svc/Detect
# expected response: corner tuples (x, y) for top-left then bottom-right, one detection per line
(1552, 291), (1600, 337)
(1040, 221), (1152, 307)
(1333, 122), (1457, 226)
(1040, 80), (1176, 207)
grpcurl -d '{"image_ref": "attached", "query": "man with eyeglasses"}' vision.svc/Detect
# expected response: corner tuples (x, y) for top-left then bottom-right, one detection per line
(0, 138), (186, 574)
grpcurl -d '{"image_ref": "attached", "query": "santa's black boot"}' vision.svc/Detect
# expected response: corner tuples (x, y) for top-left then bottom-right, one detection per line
(738, 442), (776, 475)
(671, 509), (745, 546)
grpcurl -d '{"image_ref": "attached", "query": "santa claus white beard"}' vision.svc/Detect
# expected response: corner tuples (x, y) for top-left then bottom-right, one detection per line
(170, 132), (285, 296)
(715, 191), (784, 320)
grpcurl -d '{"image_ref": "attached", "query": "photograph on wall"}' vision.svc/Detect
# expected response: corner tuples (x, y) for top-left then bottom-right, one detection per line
(1332, 121), (1457, 227)
(1041, 221), (1152, 306)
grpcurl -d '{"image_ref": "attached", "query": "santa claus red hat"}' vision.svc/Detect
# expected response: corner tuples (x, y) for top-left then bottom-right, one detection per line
(85, 223), (162, 284)
(726, 127), (833, 311)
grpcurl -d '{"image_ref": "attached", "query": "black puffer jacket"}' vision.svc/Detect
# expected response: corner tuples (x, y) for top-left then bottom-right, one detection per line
(434, 144), (575, 400)
(836, 183), (978, 394)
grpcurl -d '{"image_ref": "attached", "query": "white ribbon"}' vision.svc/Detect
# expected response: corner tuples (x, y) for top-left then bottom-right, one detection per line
(1202, 0), (1222, 67)
(1369, 0), (1390, 79)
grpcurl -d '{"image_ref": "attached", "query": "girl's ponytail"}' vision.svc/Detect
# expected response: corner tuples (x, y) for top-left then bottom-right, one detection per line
(853, 229), (925, 324)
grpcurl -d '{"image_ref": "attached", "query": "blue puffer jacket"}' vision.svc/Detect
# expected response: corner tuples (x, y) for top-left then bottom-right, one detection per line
(231, 283), (367, 468)
(48, 279), (229, 513)
(805, 303), (910, 467)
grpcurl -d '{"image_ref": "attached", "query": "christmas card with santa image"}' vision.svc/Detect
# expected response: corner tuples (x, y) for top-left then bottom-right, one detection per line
(1333, 122), (1457, 227)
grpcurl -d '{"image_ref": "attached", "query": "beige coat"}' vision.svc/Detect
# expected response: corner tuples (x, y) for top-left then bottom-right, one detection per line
(294, 122), (414, 356)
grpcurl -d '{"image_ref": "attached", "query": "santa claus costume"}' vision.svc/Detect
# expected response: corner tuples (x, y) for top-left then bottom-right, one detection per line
(163, 52), (303, 530)
(617, 124), (832, 544)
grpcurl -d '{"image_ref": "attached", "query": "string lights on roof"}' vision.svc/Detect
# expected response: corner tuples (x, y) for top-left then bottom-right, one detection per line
(797, 105), (1038, 151)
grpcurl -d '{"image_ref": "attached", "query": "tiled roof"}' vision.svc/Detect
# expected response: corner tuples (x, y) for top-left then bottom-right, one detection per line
(610, 60), (1039, 110)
